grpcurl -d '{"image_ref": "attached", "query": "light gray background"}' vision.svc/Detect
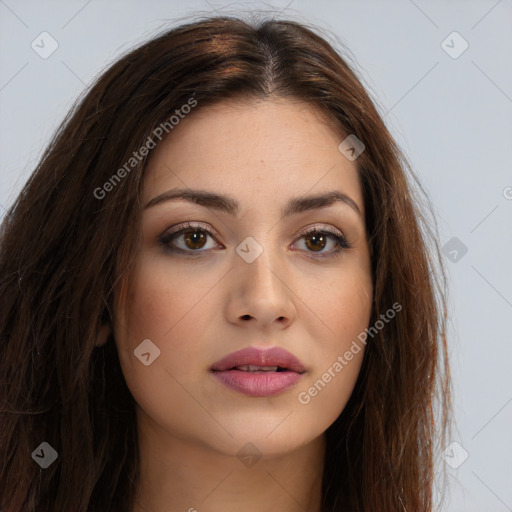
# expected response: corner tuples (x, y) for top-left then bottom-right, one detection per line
(1, 1), (511, 510)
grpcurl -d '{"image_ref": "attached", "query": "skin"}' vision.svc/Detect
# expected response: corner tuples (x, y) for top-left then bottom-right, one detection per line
(96, 98), (373, 512)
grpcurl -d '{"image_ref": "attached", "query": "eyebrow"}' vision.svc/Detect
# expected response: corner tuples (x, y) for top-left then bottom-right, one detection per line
(144, 187), (362, 218)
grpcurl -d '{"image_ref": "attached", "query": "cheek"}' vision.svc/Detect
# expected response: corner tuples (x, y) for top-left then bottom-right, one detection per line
(116, 253), (219, 349)
(311, 265), (373, 342)
(294, 350), (364, 438)
(293, 267), (371, 425)
(294, 317), (368, 434)
(111, 257), (219, 424)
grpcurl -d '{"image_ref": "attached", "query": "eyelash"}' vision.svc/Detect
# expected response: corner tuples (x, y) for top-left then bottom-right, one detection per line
(159, 221), (351, 259)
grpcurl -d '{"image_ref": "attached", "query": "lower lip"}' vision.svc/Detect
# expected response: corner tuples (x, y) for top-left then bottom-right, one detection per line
(211, 369), (304, 397)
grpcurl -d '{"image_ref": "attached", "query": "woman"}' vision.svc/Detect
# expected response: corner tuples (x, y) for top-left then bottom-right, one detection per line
(0, 14), (451, 512)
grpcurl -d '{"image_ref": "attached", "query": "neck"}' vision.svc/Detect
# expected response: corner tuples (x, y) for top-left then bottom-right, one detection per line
(131, 409), (326, 512)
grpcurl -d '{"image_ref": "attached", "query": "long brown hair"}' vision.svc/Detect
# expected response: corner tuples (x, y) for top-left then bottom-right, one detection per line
(0, 14), (451, 512)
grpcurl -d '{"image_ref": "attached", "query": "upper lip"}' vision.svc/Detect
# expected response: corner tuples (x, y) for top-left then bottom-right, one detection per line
(211, 346), (306, 374)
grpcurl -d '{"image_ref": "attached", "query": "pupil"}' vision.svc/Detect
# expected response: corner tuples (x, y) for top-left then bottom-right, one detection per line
(185, 230), (206, 249)
(306, 232), (325, 251)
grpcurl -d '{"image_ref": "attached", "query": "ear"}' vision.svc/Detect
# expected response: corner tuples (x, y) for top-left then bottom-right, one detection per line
(95, 323), (112, 347)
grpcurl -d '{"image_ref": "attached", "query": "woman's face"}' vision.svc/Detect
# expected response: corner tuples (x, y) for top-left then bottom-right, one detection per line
(111, 98), (373, 458)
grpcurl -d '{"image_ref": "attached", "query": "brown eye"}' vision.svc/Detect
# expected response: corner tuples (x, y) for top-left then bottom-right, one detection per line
(160, 223), (350, 258)
(182, 229), (208, 250)
(159, 222), (218, 255)
(304, 231), (328, 252)
(295, 228), (350, 257)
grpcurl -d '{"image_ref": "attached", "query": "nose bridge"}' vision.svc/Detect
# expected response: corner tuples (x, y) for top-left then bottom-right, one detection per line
(236, 232), (283, 292)
(230, 230), (292, 321)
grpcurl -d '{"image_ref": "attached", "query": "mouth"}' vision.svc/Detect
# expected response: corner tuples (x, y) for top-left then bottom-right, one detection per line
(210, 346), (306, 397)
(211, 346), (306, 373)
(227, 365), (295, 373)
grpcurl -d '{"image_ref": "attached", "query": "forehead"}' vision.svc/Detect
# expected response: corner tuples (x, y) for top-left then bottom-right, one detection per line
(142, 98), (363, 213)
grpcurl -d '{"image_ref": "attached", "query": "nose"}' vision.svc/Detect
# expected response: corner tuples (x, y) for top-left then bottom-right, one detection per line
(225, 242), (296, 329)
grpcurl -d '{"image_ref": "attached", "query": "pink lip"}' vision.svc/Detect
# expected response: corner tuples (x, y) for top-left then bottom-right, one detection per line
(210, 346), (306, 397)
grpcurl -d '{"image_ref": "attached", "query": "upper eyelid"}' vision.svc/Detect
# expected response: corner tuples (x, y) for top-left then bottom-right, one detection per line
(163, 221), (346, 240)
(164, 221), (220, 239)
